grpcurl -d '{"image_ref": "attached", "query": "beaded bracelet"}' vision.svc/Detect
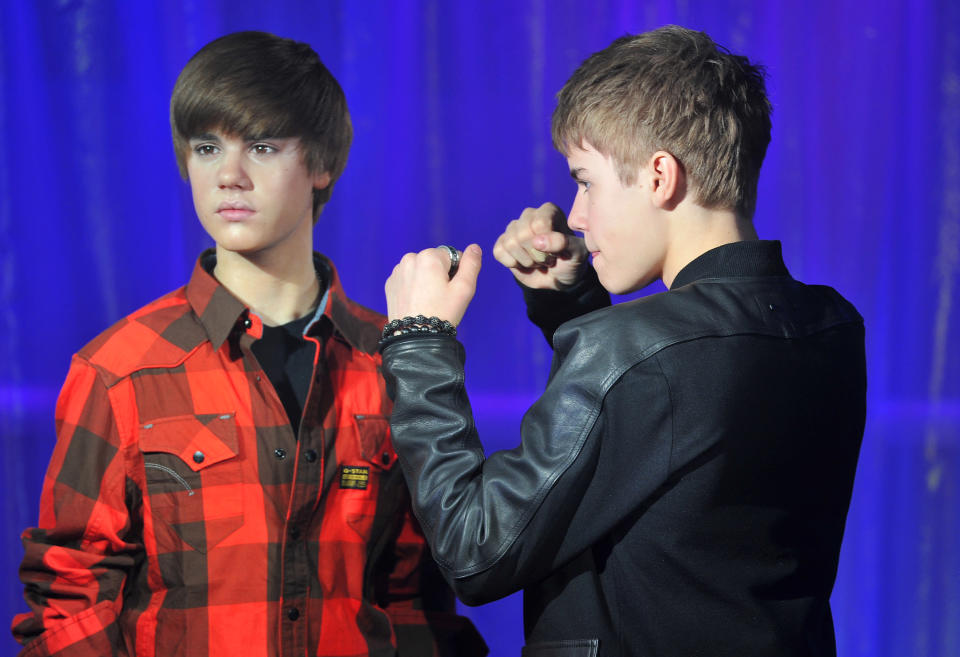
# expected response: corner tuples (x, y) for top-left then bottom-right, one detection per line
(379, 315), (456, 349)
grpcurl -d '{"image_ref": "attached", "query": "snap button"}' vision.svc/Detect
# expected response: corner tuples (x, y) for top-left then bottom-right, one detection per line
(242, 318), (252, 329)
(304, 449), (318, 463)
(274, 448), (286, 460)
(290, 527), (300, 540)
(287, 607), (300, 621)
(381, 452), (391, 465)
(193, 451), (205, 464)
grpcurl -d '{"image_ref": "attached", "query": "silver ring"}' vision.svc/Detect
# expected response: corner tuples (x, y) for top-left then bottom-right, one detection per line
(440, 245), (460, 279)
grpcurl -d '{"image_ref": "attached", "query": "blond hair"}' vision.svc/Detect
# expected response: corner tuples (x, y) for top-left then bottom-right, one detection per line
(552, 26), (772, 219)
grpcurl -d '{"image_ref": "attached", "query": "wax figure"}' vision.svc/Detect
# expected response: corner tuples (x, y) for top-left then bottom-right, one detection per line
(12, 31), (485, 657)
(379, 26), (866, 657)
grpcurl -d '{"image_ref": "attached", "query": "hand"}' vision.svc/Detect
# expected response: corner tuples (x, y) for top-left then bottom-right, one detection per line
(492, 202), (587, 290)
(385, 244), (482, 325)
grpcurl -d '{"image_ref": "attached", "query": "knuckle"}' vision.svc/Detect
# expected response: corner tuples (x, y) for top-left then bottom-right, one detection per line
(530, 214), (550, 233)
(518, 208), (537, 224)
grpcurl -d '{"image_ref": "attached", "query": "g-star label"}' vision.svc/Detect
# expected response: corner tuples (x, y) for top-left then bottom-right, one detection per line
(340, 465), (370, 490)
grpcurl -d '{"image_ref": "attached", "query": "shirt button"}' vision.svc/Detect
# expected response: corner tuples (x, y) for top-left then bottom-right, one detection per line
(242, 318), (252, 329)
(193, 451), (205, 464)
(287, 607), (300, 621)
(304, 449), (318, 463)
(381, 452), (391, 465)
(274, 448), (286, 460)
(290, 527), (300, 540)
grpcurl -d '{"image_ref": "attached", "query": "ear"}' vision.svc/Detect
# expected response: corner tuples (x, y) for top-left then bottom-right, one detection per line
(646, 151), (683, 209)
(313, 170), (332, 190)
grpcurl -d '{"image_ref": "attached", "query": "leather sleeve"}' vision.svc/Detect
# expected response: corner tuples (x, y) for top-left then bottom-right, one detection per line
(381, 334), (674, 605)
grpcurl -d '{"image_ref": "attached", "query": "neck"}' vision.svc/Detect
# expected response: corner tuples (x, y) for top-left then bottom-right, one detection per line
(213, 244), (320, 326)
(661, 206), (757, 288)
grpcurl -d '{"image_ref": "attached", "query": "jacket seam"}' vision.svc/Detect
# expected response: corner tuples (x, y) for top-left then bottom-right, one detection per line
(445, 376), (607, 577)
(651, 352), (677, 487)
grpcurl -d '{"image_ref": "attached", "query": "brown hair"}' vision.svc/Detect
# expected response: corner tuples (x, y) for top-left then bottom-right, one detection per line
(170, 31), (351, 219)
(552, 25), (772, 219)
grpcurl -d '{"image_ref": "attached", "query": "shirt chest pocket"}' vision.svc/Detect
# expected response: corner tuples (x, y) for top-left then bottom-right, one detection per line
(341, 414), (399, 539)
(139, 413), (244, 553)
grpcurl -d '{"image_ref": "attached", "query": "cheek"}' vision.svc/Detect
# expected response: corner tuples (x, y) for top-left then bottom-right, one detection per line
(186, 165), (210, 196)
(188, 179), (204, 207)
(271, 171), (308, 199)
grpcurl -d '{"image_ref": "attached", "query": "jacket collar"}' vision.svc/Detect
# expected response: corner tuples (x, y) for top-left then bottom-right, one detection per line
(670, 240), (790, 290)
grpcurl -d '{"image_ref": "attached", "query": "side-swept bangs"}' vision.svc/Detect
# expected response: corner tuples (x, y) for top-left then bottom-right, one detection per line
(171, 32), (352, 213)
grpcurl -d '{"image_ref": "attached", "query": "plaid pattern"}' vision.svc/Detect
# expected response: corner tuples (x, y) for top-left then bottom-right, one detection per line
(13, 252), (485, 657)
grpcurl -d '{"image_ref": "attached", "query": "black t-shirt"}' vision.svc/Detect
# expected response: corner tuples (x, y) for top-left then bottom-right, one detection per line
(251, 312), (317, 437)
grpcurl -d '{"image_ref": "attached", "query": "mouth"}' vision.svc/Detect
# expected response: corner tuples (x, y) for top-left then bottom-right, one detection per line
(217, 201), (254, 221)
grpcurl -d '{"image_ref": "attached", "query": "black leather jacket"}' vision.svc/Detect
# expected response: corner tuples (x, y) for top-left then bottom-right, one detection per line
(382, 241), (866, 657)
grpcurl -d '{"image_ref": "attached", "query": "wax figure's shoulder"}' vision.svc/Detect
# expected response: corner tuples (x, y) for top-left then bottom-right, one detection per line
(314, 252), (386, 357)
(551, 275), (863, 392)
(74, 285), (200, 388)
(325, 292), (387, 355)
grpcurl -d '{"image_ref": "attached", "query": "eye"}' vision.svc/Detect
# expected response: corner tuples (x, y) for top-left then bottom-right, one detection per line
(577, 180), (591, 192)
(193, 143), (219, 156)
(251, 143), (277, 155)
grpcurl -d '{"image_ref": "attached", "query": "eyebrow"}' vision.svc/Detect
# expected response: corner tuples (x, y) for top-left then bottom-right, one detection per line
(189, 133), (281, 143)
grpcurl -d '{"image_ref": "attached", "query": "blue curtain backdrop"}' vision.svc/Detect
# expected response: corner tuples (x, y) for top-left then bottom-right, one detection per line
(2, 1), (958, 655)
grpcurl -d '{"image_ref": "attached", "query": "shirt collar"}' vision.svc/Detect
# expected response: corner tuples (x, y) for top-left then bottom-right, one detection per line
(669, 240), (790, 290)
(185, 249), (383, 354)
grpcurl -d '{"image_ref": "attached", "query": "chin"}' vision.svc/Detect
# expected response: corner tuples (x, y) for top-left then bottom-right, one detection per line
(601, 274), (657, 296)
(598, 276), (628, 295)
(211, 238), (267, 256)
(208, 227), (266, 252)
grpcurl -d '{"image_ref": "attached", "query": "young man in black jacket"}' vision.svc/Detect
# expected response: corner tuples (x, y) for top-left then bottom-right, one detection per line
(379, 25), (866, 657)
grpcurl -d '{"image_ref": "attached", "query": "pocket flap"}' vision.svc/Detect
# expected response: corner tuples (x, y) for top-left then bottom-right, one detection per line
(355, 414), (396, 469)
(140, 413), (238, 472)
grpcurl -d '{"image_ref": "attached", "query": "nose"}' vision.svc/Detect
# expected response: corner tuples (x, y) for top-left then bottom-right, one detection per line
(567, 188), (587, 232)
(218, 150), (252, 190)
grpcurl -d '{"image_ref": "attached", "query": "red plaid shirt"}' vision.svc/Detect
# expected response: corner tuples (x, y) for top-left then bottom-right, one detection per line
(13, 252), (486, 657)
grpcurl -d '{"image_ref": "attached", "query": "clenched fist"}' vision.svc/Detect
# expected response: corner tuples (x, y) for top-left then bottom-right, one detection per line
(385, 244), (482, 325)
(492, 202), (587, 290)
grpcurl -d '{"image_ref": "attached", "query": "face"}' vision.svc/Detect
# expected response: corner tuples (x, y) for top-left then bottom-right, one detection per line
(566, 142), (669, 294)
(186, 131), (328, 259)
